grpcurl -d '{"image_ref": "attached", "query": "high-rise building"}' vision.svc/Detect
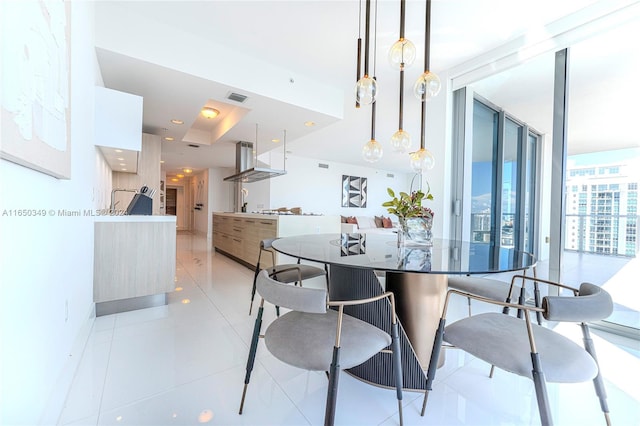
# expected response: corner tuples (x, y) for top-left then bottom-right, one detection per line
(566, 161), (638, 257)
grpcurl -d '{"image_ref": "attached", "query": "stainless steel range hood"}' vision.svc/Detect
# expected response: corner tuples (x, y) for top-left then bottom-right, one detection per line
(223, 140), (286, 183)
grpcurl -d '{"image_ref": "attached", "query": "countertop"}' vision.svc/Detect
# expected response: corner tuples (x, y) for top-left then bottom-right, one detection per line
(94, 215), (177, 222)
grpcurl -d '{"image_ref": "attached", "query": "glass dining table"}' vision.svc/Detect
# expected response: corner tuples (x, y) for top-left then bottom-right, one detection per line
(272, 232), (537, 391)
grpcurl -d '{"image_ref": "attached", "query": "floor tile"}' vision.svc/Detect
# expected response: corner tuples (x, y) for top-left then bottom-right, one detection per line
(57, 233), (640, 426)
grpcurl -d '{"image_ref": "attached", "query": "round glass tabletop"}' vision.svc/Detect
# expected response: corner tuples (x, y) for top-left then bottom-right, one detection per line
(272, 233), (536, 274)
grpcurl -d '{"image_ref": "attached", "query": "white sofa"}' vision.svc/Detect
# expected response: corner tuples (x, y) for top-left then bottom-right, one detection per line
(340, 215), (398, 234)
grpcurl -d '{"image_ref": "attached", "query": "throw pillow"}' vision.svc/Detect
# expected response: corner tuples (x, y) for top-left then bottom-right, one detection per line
(374, 215), (384, 228)
(346, 216), (358, 225)
(341, 215), (348, 223)
(382, 217), (393, 228)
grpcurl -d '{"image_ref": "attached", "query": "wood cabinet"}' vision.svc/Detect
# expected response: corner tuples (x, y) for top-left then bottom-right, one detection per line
(213, 213), (277, 268)
(94, 216), (177, 315)
(212, 212), (340, 269)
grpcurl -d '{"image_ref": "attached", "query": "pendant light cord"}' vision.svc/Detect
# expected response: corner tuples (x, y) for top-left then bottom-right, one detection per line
(356, 0), (362, 107)
(370, 0), (378, 140)
(420, 0), (432, 150)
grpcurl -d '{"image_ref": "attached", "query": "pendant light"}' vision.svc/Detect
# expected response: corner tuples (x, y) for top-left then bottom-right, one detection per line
(390, 0), (415, 154)
(410, 0), (438, 173)
(355, 0), (377, 106)
(361, 0), (383, 162)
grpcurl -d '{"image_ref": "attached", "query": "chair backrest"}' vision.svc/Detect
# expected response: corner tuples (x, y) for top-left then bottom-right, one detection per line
(260, 238), (279, 250)
(542, 282), (613, 322)
(256, 269), (327, 313)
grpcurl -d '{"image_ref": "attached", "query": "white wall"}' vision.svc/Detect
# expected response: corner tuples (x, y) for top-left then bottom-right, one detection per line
(0, 2), (102, 423)
(265, 155), (413, 217)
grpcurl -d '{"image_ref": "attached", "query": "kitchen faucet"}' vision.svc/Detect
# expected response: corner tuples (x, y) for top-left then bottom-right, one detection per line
(110, 188), (138, 211)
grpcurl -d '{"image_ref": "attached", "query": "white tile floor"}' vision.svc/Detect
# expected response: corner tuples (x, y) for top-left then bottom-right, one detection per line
(58, 233), (640, 425)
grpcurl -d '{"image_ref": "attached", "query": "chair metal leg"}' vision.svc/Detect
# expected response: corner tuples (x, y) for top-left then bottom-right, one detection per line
(533, 281), (542, 325)
(239, 305), (263, 414)
(531, 352), (553, 426)
(391, 323), (404, 426)
(324, 346), (341, 426)
(421, 318), (446, 416)
(249, 255), (262, 315)
(581, 324), (611, 424)
(488, 365), (496, 378)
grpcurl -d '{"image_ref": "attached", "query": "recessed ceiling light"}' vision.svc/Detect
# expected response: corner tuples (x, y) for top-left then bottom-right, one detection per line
(177, 174), (184, 178)
(121, 168), (127, 171)
(164, 136), (174, 141)
(201, 107), (220, 119)
(183, 168), (193, 174)
(171, 119), (184, 125)
(271, 138), (280, 143)
(119, 163), (126, 166)
(115, 149), (123, 153)
(171, 178), (179, 182)
(160, 160), (165, 164)
(304, 121), (316, 127)
(117, 157), (124, 161)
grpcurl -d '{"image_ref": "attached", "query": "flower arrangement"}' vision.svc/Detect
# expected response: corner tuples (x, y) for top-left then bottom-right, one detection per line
(382, 186), (434, 220)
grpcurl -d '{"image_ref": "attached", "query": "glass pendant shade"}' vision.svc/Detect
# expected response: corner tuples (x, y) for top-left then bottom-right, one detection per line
(362, 138), (383, 162)
(388, 38), (416, 70)
(390, 129), (412, 153)
(410, 147), (435, 172)
(355, 75), (377, 105)
(413, 71), (441, 101)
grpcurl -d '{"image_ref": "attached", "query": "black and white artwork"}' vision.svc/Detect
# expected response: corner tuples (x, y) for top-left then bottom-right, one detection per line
(340, 233), (366, 256)
(341, 175), (368, 208)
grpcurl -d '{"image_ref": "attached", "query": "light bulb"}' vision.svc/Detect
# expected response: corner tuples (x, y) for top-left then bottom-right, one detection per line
(388, 38), (416, 70)
(355, 75), (377, 105)
(362, 139), (383, 162)
(390, 129), (412, 153)
(413, 71), (441, 101)
(410, 148), (435, 172)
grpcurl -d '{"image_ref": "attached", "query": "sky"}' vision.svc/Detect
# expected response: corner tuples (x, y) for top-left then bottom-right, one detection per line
(567, 147), (640, 167)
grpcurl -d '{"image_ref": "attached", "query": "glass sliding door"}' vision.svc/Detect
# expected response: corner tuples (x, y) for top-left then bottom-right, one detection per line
(461, 95), (540, 256)
(470, 99), (498, 245)
(565, 20), (640, 334)
(501, 118), (521, 249)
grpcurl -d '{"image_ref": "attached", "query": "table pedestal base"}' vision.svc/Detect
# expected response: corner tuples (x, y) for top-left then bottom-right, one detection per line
(329, 265), (446, 391)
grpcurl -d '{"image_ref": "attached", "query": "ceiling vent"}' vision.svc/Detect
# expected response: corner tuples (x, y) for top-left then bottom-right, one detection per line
(318, 163), (329, 169)
(187, 144), (199, 148)
(226, 92), (248, 103)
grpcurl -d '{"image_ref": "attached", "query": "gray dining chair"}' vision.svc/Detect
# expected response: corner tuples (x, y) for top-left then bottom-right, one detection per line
(421, 275), (613, 426)
(249, 237), (328, 315)
(448, 264), (541, 323)
(239, 268), (404, 426)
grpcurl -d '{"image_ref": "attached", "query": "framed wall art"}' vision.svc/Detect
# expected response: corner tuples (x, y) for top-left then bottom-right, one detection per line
(341, 175), (367, 208)
(1, 0), (72, 179)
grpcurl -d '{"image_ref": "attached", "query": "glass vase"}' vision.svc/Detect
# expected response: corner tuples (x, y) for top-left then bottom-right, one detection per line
(397, 216), (433, 247)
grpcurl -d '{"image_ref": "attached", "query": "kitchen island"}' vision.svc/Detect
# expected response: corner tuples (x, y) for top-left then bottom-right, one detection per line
(212, 212), (340, 268)
(94, 215), (176, 316)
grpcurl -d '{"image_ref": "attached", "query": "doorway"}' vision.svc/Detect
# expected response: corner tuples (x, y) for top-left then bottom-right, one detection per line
(166, 188), (177, 215)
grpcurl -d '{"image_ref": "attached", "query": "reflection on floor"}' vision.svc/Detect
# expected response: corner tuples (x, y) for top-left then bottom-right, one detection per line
(58, 233), (640, 425)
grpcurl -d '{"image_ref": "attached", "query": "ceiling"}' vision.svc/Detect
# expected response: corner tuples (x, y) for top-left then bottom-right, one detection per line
(94, 0), (640, 179)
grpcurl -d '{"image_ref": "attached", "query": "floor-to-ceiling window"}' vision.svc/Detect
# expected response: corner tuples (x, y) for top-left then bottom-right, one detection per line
(461, 95), (540, 256)
(451, 9), (639, 337)
(563, 19), (640, 334)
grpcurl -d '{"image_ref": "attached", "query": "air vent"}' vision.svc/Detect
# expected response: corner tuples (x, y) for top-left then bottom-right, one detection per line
(386, 173), (395, 178)
(318, 163), (329, 169)
(188, 144), (199, 148)
(227, 92), (248, 103)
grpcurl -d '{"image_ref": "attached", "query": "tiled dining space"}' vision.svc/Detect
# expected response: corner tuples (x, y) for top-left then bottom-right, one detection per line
(58, 232), (640, 425)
